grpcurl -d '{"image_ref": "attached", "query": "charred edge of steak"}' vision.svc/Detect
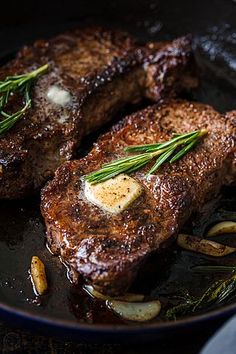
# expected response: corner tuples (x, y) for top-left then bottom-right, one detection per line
(144, 35), (198, 101)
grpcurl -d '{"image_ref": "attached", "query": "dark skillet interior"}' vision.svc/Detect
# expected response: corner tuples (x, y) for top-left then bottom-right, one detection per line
(1, 0), (236, 338)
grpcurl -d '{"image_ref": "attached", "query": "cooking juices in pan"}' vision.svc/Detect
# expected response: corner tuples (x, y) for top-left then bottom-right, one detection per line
(1, 57), (236, 324)
(1, 188), (236, 325)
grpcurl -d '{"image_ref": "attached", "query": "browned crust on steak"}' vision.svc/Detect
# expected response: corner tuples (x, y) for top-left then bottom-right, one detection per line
(41, 100), (236, 295)
(0, 28), (197, 199)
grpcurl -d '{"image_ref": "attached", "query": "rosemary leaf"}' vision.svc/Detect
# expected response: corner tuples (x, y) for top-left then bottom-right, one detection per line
(124, 130), (201, 154)
(215, 275), (236, 303)
(147, 148), (174, 175)
(86, 153), (153, 184)
(124, 142), (162, 153)
(86, 130), (207, 184)
(0, 64), (48, 136)
(192, 279), (223, 311)
(170, 139), (198, 163)
(192, 265), (236, 273)
(0, 100), (31, 135)
(166, 299), (198, 320)
(166, 273), (236, 320)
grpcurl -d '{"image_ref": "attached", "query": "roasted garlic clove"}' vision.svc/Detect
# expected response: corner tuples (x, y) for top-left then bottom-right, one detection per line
(84, 285), (144, 302)
(177, 234), (236, 257)
(30, 256), (48, 295)
(107, 299), (161, 322)
(207, 221), (236, 237)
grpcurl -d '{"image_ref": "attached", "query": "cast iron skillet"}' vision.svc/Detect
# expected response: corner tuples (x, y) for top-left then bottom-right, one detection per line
(1, 0), (236, 342)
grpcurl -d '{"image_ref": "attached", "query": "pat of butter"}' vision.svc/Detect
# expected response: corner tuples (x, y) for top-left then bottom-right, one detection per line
(47, 85), (71, 106)
(84, 174), (142, 214)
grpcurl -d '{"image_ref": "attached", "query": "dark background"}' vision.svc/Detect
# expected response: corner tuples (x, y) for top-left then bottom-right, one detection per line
(1, 0), (236, 352)
(0, 0), (236, 51)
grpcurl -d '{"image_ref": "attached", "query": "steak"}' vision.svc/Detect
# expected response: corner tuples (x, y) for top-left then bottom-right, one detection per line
(41, 100), (236, 295)
(0, 27), (196, 199)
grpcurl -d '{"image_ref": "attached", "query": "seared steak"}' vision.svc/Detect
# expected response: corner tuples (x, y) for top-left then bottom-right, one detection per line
(41, 100), (236, 295)
(0, 28), (196, 199)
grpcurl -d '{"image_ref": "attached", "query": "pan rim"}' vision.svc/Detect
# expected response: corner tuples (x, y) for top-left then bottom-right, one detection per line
(0, 297), (235, 334)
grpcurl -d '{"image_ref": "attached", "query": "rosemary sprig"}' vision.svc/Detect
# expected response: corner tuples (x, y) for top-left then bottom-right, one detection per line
(0, 64), (48, 135)
(166, 298), (198, 319)
(86, 130), (207, 184)
(166, 274), (236, 320)
(192, 265), (236, 273)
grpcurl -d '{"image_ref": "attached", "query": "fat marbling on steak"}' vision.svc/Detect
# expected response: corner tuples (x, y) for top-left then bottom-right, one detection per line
(0, 27), (196, 199)
(41, 100), (236, 295)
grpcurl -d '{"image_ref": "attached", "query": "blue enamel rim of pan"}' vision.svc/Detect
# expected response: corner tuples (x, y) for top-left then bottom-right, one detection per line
(0, 298), (235, 341)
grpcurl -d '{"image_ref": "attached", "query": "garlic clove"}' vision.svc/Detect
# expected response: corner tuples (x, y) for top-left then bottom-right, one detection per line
(107, 299), (161, 322)
(177, 234), (236, 257)
(207, 221), (236, 237)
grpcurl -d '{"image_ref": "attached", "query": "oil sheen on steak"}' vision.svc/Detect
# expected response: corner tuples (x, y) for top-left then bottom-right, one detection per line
(0, 27), (196, 199)
(41, 100), (236, 295)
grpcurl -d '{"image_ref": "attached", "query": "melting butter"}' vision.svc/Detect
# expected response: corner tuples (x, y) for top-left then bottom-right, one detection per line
(47, 85), (71, 106)
(84, 174), (142, 214)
